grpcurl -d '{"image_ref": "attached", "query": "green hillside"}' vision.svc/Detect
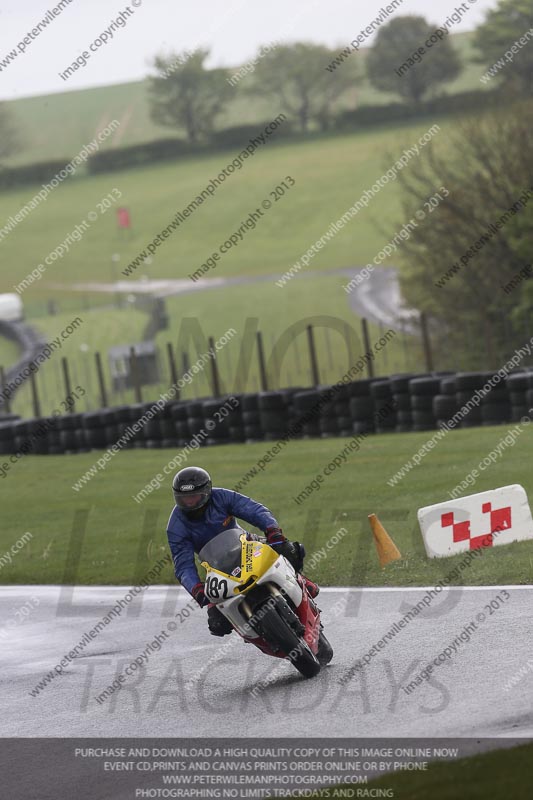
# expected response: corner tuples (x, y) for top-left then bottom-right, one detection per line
(0, 119), (450, 292)
(2, 32), (484, 166)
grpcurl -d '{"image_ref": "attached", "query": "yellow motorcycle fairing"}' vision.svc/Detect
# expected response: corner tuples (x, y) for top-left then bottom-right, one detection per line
(201, 533), (279, 597)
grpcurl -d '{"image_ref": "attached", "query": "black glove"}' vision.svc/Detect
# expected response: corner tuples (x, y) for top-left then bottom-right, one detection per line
(191, 582), (208, 608)
(271, 540), (305, 573)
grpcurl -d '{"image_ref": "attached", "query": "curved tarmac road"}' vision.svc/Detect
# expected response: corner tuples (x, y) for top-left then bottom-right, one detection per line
(62, 265), (417, 332)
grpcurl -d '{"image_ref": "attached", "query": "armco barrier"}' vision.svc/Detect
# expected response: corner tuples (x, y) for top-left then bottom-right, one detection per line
(0, 320), (48, 412)
(0, 370), (531, 458)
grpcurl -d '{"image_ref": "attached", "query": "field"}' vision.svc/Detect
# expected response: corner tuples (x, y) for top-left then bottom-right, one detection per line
(310, 742), (533, 800)
(3, 32), (483, 165)
(0, 119), (450, 292)
(0, 112), (447, 417)
(2, 424), (532, 587)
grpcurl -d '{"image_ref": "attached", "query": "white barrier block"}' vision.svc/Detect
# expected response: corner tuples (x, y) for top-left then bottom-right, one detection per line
(418, 484), (533, 559)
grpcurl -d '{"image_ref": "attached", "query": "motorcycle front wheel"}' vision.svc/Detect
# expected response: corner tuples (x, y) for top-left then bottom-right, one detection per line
(317, 629), (334, 665)
(258, 603), (321, 679)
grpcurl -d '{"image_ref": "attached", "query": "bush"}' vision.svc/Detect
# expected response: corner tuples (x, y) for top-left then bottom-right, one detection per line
(209, 120), (295, 149)
(0, 159), (73, 190)
(337, 88), (504, 129)
(87, 137), (198, 174)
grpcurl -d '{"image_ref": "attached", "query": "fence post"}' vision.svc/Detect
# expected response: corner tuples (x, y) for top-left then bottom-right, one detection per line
(361, 318), (374, 379)
(166, 342), (179, 398)
(129, 346), (143, 404)
(0, 366), (11, 413)
(306, 325), (320, 387)
(207, 336), (221, 398)
(29, 371), (41, 418)
(94, 352), (108, 409)
(420, 312), (434, 372)
(256, 331), (269, 392)
(61, 357), (74, 413)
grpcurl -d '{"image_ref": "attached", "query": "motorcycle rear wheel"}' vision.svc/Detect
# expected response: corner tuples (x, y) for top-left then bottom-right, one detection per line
(258, 603), (321, 679)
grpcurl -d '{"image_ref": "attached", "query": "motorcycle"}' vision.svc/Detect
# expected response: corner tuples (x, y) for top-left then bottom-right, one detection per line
(199, 527), (333, 678)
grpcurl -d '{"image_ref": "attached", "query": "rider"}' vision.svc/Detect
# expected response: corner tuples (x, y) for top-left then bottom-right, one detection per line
(166, 466), (319, 636)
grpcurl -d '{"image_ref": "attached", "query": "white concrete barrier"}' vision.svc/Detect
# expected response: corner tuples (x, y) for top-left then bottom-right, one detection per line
(418, 484), (533, 558)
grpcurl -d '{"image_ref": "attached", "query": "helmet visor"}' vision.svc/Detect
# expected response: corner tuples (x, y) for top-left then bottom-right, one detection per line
(174, 489), (210, 511)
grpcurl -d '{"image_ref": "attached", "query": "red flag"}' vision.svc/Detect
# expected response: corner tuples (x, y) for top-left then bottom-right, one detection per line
(117, 207), (131, 229)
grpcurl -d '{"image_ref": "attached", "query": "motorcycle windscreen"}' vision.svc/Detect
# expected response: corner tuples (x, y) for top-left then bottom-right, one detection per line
(198, 528), (244, 574)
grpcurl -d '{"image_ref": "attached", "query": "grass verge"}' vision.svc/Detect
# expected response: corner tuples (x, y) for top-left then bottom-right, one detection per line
(1, 424), (532, 585)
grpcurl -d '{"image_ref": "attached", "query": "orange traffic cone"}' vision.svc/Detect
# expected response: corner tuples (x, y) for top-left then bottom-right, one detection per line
(369, 513), (402, 567)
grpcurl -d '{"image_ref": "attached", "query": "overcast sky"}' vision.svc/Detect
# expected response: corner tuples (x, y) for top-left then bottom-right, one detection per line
(0, 0), (498, 101)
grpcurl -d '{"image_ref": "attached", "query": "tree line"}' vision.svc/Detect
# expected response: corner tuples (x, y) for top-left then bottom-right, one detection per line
(1, 0), (532, 159)
(147, 0), (533, 142)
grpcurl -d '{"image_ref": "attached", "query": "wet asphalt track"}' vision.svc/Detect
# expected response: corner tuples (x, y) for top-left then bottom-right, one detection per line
(63, 266), (416, 332)
(1, 585), (532, 738)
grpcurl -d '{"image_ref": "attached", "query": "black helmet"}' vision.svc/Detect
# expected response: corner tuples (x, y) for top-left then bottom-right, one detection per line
(172, 466), (212, 512)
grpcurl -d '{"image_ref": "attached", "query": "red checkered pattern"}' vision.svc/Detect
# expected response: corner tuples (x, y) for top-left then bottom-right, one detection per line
(440, 502), (512, 550)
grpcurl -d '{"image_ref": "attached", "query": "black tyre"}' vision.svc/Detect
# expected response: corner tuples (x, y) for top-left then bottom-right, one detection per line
(333, 400), (350, 417)
(259, 410), (285, 431)
(509, 392), (527, 406)
(112, 405), (131, 424)
(349, 379), (373, 397)
(506, 373), (529, 392)
(244, 424), (264, 441)
(397, 411), (413, 425)
(228, 426), (245, 442)
(512, 405), (529, 422)
(481, 389), (509, 405)
(85, 428), (107, 448)
(411, 395), (434, 411)
(241, 393), (259, 412)
(456, 392), (484, 410)
(349, 397), (374, 417)
(409, 377), (441, 395)
(389, 373), (422, 393)
(440, 377), (457, 395)
(369, 380), (392, 399)
(412, 410), (436, 429)
(392, 393), (411, 411)
(481, 403), (511, 423)
(294, 391), (321, 413)
(57, 413), (84, 431)
(317, 630), (334, 666)
(353, 420), (374, 434)
(455, 372), (490, 391)
(258, 605), (321, 679)
(187, 416), (204, 436)
(433, 395), (458, 418)
(337, 415), (352, 430)
(242, 410), (261, 426)
(170, 403), (188, 422)
(319, 417), (339, 434)
(82, 411), (107, 429)
(258, 392), (285, 411)
(186, 402), (203, 417)
(0, 422), (16, 441)
(142, 419), (161, 439)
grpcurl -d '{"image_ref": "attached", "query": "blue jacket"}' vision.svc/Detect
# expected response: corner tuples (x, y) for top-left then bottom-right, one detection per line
(166, 488), (279, 594)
